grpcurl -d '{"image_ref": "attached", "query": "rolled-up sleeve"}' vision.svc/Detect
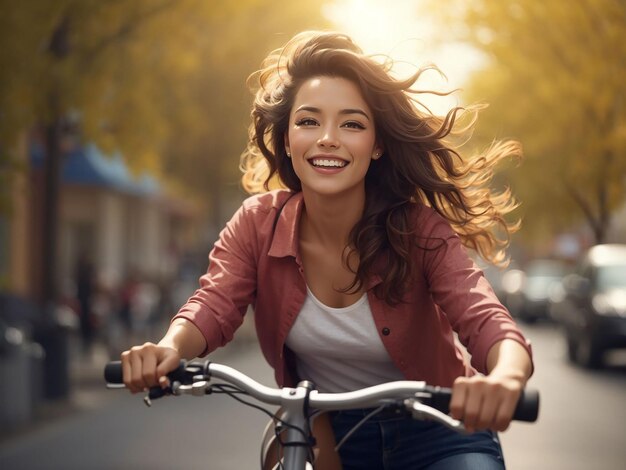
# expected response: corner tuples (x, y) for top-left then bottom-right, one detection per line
(173, 203), (258, 355)
(421, 210), (533, 374)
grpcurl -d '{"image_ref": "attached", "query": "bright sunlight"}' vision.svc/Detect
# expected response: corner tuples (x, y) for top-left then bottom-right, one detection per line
(323, 0), (485, 115)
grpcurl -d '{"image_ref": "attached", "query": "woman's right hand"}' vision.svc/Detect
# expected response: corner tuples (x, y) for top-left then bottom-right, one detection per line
(120, 342), (181, 394)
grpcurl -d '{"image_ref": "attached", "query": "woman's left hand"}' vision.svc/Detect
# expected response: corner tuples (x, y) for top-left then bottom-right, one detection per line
(449, 372), (524, 433)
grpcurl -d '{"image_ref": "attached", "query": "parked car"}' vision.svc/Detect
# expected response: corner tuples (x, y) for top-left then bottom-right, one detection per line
(501, 259), (568, 323)
(552, 244), (626, 368)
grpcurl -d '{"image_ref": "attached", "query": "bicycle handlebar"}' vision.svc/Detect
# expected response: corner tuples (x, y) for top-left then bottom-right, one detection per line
(104, 360), (539, 423)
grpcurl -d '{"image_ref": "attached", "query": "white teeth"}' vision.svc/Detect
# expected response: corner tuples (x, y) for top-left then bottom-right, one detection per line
(310, 158), (347, 168)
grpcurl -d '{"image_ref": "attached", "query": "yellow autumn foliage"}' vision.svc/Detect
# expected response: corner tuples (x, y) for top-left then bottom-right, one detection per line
(427, 0), (626, 245)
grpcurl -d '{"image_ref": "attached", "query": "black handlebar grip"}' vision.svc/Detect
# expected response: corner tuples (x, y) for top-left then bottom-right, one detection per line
(514, 388), (539, 422)
(425, 386), (539, 423)
(104, 360), (187, 385)
(104, 361), (124, 384)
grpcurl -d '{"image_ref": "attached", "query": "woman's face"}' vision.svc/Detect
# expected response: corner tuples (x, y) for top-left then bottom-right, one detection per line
(285, 76), (382, 198)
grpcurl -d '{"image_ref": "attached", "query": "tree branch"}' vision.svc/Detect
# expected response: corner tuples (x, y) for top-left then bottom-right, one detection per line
(564, 179), (601, 241)
(81, 0), (178, 66)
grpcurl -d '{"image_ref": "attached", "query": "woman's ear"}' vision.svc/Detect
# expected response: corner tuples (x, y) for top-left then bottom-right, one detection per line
(284, 134), (291, 158)
(372, 145), (384, 160)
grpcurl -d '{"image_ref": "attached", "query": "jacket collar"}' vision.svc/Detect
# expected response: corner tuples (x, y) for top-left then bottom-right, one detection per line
(267, 191), (303, 259)
(267, 190), (383, 288)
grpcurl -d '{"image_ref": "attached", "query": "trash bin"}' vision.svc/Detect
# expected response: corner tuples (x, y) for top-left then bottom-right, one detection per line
(0, 321), (34, 428)
(0, 294), (70, 404)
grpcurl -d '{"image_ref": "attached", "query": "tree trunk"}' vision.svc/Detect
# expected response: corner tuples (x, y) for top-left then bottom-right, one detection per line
(564, 180), (609, 245)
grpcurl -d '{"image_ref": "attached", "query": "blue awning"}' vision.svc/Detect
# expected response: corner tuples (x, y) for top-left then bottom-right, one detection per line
(30, 142), (160, 196)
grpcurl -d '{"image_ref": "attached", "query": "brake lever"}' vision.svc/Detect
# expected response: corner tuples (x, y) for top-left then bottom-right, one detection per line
(142, 363), (210, 406)
(143, 381), (182, 407)
(404, 398), (468, 434)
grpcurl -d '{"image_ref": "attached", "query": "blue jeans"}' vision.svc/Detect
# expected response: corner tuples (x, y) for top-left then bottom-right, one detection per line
(330, 409), (505, 470)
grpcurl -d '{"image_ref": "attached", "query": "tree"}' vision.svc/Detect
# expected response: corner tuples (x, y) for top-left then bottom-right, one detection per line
(427, 0), (626, 246)
(0, 0), (328, 305)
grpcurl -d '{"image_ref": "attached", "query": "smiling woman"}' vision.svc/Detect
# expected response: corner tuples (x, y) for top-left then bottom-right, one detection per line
(241, 31), (520, 274)
(121, 30), (533, 470)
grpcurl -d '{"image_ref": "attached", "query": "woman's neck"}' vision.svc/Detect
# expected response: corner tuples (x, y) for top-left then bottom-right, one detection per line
(299, 187), (365, 248)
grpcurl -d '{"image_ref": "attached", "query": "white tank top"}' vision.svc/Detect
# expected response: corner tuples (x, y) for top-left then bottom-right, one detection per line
(284, 287), (405, 392)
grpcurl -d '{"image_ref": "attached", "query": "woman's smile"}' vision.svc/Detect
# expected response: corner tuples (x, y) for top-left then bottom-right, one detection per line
(308, 154), (349, 170)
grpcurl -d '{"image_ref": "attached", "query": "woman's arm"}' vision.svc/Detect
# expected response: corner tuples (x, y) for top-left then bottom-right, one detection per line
(449, 339), (533, 433)
(419, 208), (533, 375)
(486, 338), (533, 382)
(120, 197), (267, 394)
(121, 318), (207, 394)
(158, 318), (208, 359)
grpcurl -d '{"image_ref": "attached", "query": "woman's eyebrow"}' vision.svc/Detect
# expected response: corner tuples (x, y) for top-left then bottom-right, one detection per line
(294, 105), (371, 121)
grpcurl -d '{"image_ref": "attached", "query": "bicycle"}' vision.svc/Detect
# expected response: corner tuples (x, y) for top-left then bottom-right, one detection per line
(104, 359), (539, 470)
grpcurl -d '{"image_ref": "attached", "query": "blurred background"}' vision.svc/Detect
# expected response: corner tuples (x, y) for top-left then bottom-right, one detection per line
(0, 1), (624, 469)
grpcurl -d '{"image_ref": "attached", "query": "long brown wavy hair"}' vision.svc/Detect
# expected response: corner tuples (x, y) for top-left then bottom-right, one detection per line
(240, 31), (521, 304)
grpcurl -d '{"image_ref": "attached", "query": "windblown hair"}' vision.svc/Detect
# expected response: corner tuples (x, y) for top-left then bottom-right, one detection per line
(240, 31), (521, 304)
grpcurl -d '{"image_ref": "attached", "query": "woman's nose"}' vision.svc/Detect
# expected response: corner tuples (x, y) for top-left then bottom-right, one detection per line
(317, 126), (339, 149)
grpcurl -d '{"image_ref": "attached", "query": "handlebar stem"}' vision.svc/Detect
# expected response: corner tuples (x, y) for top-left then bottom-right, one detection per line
(279, 383), (314, 468)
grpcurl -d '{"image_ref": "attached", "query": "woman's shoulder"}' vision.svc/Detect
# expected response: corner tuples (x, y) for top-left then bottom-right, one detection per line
(408, 202), (455, 237)
(241, 189), (299, 213)
(224, 190), (300, 247)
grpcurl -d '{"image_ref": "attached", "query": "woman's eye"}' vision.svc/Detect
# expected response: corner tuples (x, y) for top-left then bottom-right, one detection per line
(295, 118), (318, 126)
(343, 121), (366, 130)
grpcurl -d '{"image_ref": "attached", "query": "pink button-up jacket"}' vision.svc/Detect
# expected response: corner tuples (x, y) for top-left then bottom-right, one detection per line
(174, 190), (532, 388)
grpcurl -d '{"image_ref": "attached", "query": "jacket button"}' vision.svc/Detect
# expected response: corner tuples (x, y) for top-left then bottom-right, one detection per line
(382, 327), (390, 336)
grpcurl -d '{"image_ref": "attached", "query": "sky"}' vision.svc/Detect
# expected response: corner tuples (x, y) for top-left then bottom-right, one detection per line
(323, 0), (486, 115)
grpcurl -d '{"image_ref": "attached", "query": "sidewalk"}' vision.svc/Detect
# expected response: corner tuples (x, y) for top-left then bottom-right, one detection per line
(0, 340), (114, 445)
(0, 313), (261, 445)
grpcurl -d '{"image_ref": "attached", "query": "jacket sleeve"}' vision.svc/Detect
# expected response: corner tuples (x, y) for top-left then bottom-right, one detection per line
(419, 208), (533, 375)
(172, 202), (258, 355)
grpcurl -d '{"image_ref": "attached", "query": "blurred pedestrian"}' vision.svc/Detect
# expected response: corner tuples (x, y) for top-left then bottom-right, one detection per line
(75, 254), (95, 355)
(118, 270), (139, 344)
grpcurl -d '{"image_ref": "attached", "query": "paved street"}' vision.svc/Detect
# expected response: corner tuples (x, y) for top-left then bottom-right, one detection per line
(1, 320), (625, 469)
(501, 321), (626, 469)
